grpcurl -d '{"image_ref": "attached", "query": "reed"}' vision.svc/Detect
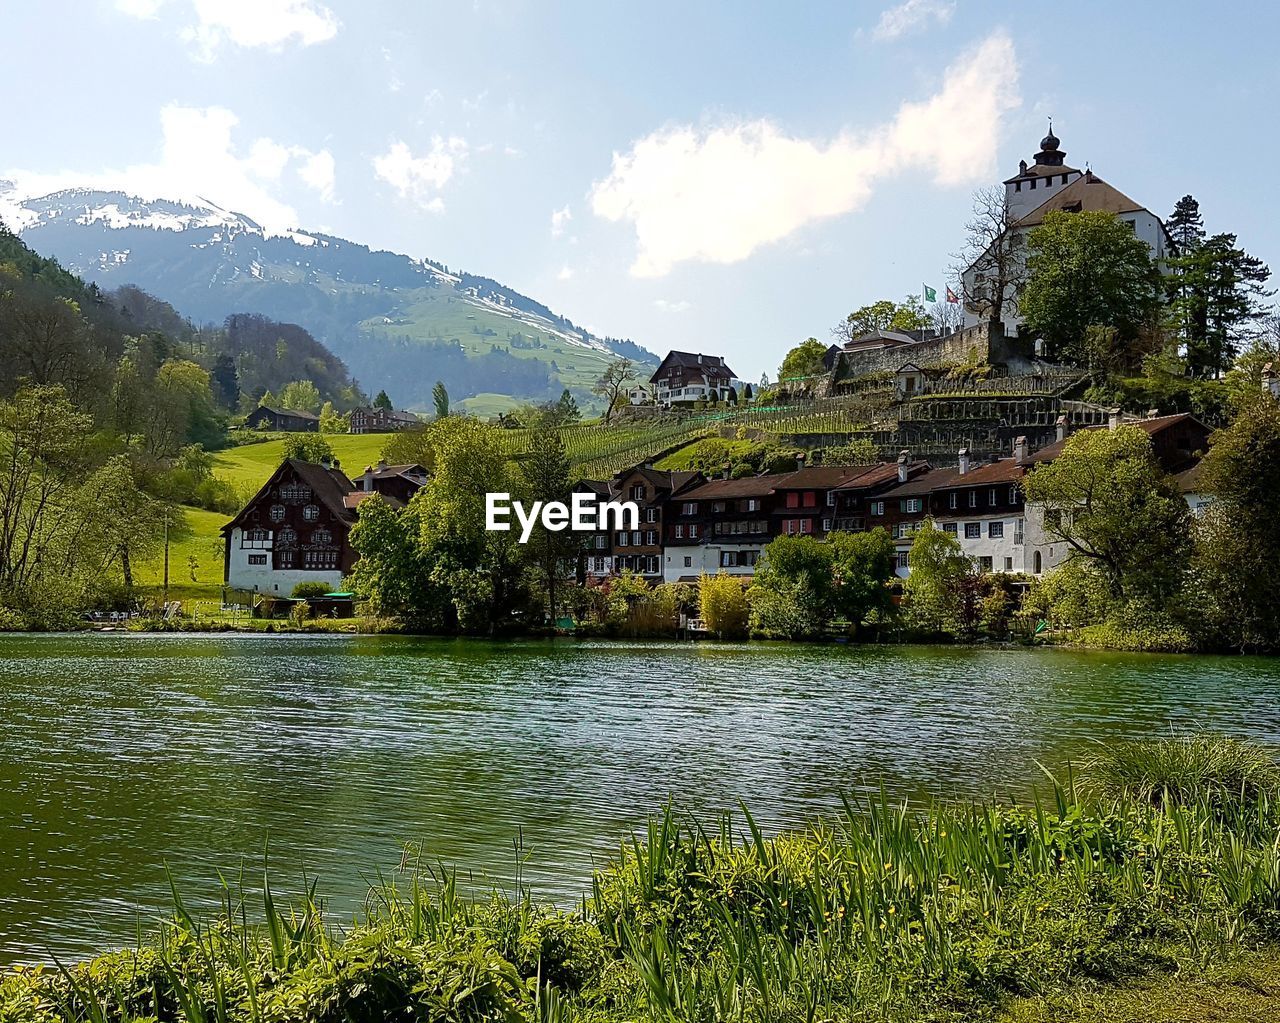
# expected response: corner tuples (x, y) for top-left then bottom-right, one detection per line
(6, 739), (1280, 1022)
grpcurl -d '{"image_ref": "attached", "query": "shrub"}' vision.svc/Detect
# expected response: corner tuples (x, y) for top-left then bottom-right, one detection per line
(1081, 733), (1280, 808)
(699, 572), (749, 638)
(292, 581), (333, 600)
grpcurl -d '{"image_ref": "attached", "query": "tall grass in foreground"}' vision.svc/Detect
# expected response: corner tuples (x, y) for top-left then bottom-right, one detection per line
(4, 735), (1280, 1023)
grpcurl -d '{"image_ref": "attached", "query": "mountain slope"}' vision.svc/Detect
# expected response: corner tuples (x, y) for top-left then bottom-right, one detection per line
(0, 183), (655, 411)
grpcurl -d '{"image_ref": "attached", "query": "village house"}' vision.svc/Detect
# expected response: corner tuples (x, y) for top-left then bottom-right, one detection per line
(663, 475), (776, 582)
(1022, 412), (1211, 576)
(222, 457), (427, 595)
(244, 405), (320, 432)
(608, 466), (702, 582)
(929, 444), (1029, 575)
(649, 351), (740, 406)
(348, 406), (421, 434)
(873, 462), (959, 575)
(574, 478), (619, 580)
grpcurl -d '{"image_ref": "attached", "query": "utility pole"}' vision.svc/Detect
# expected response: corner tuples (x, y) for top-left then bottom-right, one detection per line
(162, 509), (170, 611)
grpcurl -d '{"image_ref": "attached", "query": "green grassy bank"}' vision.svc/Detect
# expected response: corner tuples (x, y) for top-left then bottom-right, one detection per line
(5, 736), (1280, 1022)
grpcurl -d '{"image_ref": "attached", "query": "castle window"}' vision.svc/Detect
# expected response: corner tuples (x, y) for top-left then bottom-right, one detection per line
(269, 504), (285, 523)
(312, 527), (333, 546)
(303, 504), (320, 522)
(241, 528), (271, 549)
(277, 527), (297, 547)
(280, 483), (311, 501)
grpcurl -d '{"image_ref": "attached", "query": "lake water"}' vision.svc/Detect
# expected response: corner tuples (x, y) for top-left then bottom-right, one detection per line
(1, 632), (1278, 963)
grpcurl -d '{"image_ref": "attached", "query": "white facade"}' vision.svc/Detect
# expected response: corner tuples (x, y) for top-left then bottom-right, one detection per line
(663, 542), (762, 583)
(653, 378), (741, 406)
(934, 515), (1027, 574)
(225, 526), (345, 594)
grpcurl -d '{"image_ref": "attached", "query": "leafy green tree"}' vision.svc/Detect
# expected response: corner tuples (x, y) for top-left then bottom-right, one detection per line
(146, 359), (220, 457)
(278, 379), (322, 414)
(699, 572), (749, 638)
(318, 401), (348, 434)
(1022, 425), (1191, 604)
(823, 438), (877, 465)
(258, 389), (276, 408)
(834, 298), (930, 343)
(1190, 394), (1280, 650)
(828, 528), (895, 632)
(518, 423), (576, 621)
(348, 494), (444, 625)
(374, 389), (394, 411)
(778, 338), (828, 381)
(748, 535), (834, 639)
(432, 380), (450, 418)
(1020, 210), (1163, 367)
(282, 433), (335, 463)
(902, 520), (971, 635)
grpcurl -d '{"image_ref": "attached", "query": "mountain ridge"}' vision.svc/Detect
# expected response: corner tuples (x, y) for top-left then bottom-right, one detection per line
(0, 184), (656, 412)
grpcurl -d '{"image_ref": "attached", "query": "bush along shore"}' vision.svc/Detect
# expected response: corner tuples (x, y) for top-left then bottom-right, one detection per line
(6, 736), (1280, 1022)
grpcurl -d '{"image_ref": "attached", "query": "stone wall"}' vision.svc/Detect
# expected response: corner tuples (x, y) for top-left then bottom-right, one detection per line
(828, 321), (1036, 384)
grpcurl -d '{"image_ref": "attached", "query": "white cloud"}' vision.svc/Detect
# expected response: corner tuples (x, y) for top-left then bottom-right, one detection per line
(556, 266), (575, 281)
(116, 0), (339, 57)
(115, 0), (166, 17)
(373, 137), (469, 212)
(4, 104), (336, 234)
(550, 204), (572, 238)
(654, 299), (691, 314)
(590, 31), (1017, 278)
(871, 0), (956, 41)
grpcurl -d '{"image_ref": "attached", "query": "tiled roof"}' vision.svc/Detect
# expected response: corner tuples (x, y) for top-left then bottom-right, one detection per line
(880, 466), (960, 499)
(940, 458), (1028, 487)
(1028, 414), (1204, 463)
(774, 464), (880, 489)
(1015, 172), (1149, 228)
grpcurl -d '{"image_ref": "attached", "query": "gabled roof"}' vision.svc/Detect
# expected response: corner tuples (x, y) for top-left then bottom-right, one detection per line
(772, 464), (879, 489)
(344, 491), (405, 510)
(649, 350), (737, 383)
(359, 462), (428, 481)
(679, 475), (784, 500)
(879, 466), (960, 499)
(255, 406), (320, 421)
(1174, 460), (1207, 493)
(843, 329), (916, 351)
(833, 462), (926, 493)
(222, 458), (358, 534)
(614, 465), (703, 494)
(939, 458), (1028, 487)
(1027, 413), (1208, 464)
(1015, 171), (1150, 229)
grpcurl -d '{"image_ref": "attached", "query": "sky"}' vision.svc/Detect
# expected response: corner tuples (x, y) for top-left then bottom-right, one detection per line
(1, 0), (1278, 379)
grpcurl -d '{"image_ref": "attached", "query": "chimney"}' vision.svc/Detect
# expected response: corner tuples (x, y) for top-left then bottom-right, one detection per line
(722, 462), (732, 480)
(796, 452), (807, 469)
(1055, 414), (1068, 443)
(1014, 435), (1028, 465)
(897, 449), (910, 483)
(1108, 408), (1121, 431)
(377, 459), (387, 472)
(332, 457), (340, 470)
(1146, 408), (1159, 420)
(958, 447), (970, 475)
(1019, 159), (1028, 174)
(362, 465), (374, 492)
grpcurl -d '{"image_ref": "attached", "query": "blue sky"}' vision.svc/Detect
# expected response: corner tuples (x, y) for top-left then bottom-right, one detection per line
(2, 0), (1278, 379)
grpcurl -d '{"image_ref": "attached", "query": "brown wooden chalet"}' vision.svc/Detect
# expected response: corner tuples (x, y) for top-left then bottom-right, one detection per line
(222, 457), (427, 595)
(609, 466), (702, 580)
(648, 351), (737, 406)
(244, 406), (320, 432)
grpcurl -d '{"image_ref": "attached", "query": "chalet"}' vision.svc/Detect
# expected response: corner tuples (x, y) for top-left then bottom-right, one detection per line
(354, 461), (429, 505)
(611, 466), (702, 581)
(222, 458), (359, 593)
(663, 475), (776, 582)
(349, 407), (421, 434)
(222, 457), (428, 595)
(831, 458), (930, 537)
(244, 406), (320, 432)
(769, 464), (880, 539)
(874, 462), (960, 575)
(649, 351), (738, 406)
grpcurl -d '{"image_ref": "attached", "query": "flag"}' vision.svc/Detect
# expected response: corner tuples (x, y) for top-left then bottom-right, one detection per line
(922, 284), (937, 303)
(946, 285), (960, 304)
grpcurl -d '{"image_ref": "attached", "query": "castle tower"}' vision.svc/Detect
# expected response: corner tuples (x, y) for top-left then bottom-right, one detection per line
(1003, 122), (1082, 221)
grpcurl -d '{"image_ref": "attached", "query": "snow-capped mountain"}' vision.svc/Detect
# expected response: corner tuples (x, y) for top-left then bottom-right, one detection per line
(0, 186), (653, 409)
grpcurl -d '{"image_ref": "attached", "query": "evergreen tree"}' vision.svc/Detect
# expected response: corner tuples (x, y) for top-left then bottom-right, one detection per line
(1166, 195), (1205, 253)
(210, 352), (239, 409)
(373, 390), (394, 411)
(519, 423), (576, 622)
(554, 388), (580, 424)
(432, 381), (450, 418)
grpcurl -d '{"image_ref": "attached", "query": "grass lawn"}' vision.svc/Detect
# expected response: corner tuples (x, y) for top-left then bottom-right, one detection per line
(1001, 947), (1280, 1021)
(213, 434), (393, 489)
(655, 436), (760, 470)
(132, 505), (228, 605)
